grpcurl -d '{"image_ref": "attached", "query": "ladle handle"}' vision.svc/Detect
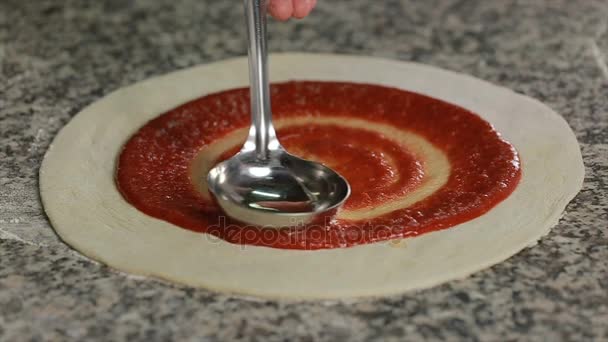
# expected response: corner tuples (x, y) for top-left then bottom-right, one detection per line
(245, 0), (275, 160)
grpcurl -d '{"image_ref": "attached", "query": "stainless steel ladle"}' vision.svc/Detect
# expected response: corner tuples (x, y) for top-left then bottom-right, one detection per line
(206, 0), (350, 227)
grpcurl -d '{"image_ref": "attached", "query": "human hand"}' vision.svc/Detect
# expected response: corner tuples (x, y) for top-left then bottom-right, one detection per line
(268, 0), (317, 21)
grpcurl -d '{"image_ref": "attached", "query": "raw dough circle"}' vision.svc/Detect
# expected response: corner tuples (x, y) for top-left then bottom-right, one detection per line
(40, 53), (584, 299)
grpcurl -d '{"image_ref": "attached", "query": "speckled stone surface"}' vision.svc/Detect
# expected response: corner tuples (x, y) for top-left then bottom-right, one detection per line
(1, 0), (607, 340)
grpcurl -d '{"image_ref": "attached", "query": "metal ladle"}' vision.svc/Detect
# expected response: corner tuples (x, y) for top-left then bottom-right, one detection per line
(206, 0), (350, 227)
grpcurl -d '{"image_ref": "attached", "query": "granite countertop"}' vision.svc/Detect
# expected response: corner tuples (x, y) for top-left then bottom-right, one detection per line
(1, 0), (607, 340)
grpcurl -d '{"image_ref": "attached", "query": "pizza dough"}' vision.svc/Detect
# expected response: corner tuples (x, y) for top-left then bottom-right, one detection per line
(39, 53), (584, 299)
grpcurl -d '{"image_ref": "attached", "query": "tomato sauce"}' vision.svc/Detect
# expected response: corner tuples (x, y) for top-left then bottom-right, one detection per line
(116, 81), (521, 250)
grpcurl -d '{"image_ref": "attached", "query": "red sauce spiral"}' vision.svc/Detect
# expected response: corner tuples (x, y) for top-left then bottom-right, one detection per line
(117, 81), (521, 250)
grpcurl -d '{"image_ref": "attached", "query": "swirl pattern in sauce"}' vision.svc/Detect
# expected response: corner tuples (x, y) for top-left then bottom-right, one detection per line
(117, 81), (521, 250)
